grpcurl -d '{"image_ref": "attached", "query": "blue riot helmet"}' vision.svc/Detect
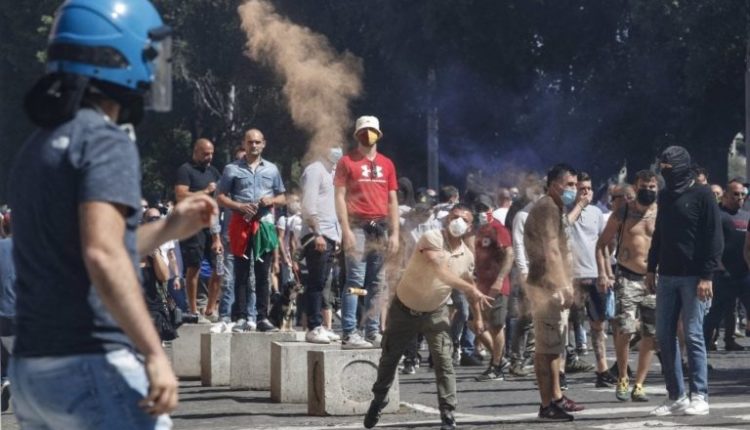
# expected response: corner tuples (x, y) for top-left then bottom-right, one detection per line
(25, 0), (172, 127)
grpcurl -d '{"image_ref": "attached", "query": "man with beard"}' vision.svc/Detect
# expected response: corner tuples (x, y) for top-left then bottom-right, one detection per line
(703, 179), (750, 351)
(364, 205), (492, 430)
(175, 138), (223, 322)
(596, 170), (659, 402)
(647, 146), (722, 416)
(524, 164), (585, 421)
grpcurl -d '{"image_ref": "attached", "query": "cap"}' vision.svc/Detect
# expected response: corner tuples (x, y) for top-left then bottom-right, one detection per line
(353, 115), (382, 138)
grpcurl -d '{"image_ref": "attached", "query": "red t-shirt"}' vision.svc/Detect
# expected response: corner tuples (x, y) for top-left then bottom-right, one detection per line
(474, 218), (512, 296)
(334, 150), (397, 219)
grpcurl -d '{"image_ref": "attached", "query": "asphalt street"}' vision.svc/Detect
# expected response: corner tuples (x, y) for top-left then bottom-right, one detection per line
(2, 337), (750, 430)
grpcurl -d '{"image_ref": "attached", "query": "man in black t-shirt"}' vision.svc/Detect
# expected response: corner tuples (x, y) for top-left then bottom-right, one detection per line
(175, 138), (223, 321)
(704, 179), (750, 351)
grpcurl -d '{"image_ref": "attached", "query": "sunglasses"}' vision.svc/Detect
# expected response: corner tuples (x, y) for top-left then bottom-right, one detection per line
(733, 192), (747, 197)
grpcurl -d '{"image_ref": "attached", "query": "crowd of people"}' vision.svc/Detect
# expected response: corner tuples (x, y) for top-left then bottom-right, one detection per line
(1, 1), (749, 429)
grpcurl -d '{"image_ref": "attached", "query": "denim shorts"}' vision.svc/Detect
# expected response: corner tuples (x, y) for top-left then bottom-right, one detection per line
(10, 349), (172, 430)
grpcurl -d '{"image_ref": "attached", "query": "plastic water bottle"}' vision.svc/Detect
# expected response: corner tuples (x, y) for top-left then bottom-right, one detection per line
(215, 252), (224, 276)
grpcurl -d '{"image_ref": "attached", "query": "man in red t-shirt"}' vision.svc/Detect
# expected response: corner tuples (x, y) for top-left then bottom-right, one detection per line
(334, 115), (400, 348)
(471, 194), (514, 381)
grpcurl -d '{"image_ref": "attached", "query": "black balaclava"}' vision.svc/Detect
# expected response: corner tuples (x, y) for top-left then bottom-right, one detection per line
(659, 146), (693, 194)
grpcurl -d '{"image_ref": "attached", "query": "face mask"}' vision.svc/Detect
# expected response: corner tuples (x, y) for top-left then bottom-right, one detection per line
(328, 147), (343, 165)
(359, 129), (380, 146)
(636, 189), (656, 206)
(448, 217), (468, 238)
(561, 189), (577, 207)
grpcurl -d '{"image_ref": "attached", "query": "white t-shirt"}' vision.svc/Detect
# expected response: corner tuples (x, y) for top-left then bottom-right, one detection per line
(492, 207), (510, 225)
(397, 229), (474, 312)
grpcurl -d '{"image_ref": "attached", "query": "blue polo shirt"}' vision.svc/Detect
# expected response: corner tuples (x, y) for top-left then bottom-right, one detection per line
(9, 108), (140, 357)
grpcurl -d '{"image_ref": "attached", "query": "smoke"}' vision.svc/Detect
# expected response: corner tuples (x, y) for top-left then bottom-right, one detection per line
(238, 0), (363, 161)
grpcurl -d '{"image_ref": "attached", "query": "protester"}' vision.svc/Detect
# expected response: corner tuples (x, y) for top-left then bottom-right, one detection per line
(0, 212), (15, 412)
(300, 146), (343, 343)
(217, 128), (286, 333)
(175, 138), (223, 322)
(364, 205), (492, 430)
(8, 1), (218, 427)
(597, 170), (659, 402)
(335, 115), (399, 348)
(703, 179), (750, 351)
(647, 146), (722, 416)
(524, 163), (584, 421)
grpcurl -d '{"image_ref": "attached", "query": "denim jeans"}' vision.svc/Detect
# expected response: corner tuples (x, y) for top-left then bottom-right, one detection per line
(341, 226), (386, 337)
(656, 275), (709, 399)
(9, 349), (171, 429)
(304, 235), (335, 329)
(449, 290), (476, 356)
(219, 236), (256, 321)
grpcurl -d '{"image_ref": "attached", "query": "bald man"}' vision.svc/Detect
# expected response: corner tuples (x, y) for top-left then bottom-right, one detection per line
(175, 138), (223, 322)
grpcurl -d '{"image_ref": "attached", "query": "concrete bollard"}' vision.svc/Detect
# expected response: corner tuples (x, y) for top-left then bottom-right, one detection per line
(270, 342), (340, 403)
(171, 324), (212, 378)
(230, 331), (305, 390)
(307, 349), (400, 416)
(200, 332), (232, 386)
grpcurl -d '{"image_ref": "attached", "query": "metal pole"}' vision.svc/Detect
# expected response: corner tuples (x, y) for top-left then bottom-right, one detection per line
(745, 32), (750, 180)
(427, 68), (439, 190)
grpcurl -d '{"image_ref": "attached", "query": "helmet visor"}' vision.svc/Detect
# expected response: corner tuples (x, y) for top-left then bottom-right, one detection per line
(145, 36), (172, 112)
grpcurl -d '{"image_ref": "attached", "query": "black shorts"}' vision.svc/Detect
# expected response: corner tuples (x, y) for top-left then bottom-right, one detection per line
(179, 228), (215, 269)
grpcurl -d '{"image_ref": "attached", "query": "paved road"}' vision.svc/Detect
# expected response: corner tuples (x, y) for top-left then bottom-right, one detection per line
(3, 338), (750, 429)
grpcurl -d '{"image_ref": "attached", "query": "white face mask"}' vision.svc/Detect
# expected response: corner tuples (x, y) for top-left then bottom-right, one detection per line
(448, 217), (468, 238)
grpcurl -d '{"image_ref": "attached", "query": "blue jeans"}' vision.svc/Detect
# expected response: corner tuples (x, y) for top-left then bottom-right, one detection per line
(341, 226), (385, 337)
(656, 275), (709, 399)
(218, 237), (256, 321)
(449, 290), (475, 356)
(9, 349), (171, 429)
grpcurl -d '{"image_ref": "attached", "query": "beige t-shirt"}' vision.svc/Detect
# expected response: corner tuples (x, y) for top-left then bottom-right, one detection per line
(396, 229), (475, 312)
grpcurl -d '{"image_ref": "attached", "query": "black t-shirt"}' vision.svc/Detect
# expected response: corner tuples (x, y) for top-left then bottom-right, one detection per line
(719, 207), (750, 277)
(176, 162), (220, 193)
(9, 108), (140, 357)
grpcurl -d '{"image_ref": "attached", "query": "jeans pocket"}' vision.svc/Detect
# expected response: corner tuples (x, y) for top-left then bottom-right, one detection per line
(30, 363), (102, 427)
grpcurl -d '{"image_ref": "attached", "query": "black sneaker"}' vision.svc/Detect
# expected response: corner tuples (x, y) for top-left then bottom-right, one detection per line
(609, 362), (633, 379)
(256, 319), (279, 332)
(440, 408), (457, 430)
(596, 370), (618, 388)
(559, 373), (568, 391)
(401, 363), (416, 375)
(460, 354), (483, 367)
(725, 340), (745, 351)
(475, 365), (504, 382)
(1, 380), (10, 413)
(364, 398), (388, 429)
(538, 402), (574, 421)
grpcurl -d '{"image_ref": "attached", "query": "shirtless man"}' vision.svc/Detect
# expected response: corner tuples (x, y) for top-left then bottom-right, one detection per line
(525, 163), (584, 421)
(596, 170), (658, 402)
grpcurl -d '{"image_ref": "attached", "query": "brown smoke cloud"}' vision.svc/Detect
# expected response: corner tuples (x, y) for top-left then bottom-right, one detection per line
(238, 0), (363, 161)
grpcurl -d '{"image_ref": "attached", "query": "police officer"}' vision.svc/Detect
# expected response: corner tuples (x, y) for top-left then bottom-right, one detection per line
(8, 1), (216, 428)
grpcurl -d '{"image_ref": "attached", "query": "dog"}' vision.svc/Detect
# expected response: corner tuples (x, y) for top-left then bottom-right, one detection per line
(269, 279), (303, 331)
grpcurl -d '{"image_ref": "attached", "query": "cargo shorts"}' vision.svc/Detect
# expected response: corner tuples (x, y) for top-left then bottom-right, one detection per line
(614, 271), (656, 337)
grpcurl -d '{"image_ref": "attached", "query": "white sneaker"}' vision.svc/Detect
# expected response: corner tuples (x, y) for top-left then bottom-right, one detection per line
(306, 326), (331, 344)
(342, 332), (373, 349)
(650, 395), (690, 416)
(684, 394), (709, 416)
(323, 328), (341, 342)
(366, 333), (383, 348)
(209, 322), (226, 334)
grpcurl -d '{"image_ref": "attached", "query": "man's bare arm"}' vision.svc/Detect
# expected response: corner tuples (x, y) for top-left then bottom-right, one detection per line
(175, 183), (215, 203)
(137, 194), (216, 257)
(489, 246), (514, 295)
(596, 214), (621, 284)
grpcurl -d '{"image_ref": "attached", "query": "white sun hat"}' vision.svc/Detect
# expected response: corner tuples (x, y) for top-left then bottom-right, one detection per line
(353, 115), (383, 138)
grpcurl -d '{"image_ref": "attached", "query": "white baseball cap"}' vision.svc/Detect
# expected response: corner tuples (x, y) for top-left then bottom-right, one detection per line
(353, 115), (383, 138)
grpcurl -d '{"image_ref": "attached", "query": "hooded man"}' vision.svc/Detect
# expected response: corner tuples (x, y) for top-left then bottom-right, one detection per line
(647, 146), (723, 417)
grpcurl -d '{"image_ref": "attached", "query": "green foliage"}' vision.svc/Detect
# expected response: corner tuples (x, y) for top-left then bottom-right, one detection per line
(0, 0), (747, 202)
